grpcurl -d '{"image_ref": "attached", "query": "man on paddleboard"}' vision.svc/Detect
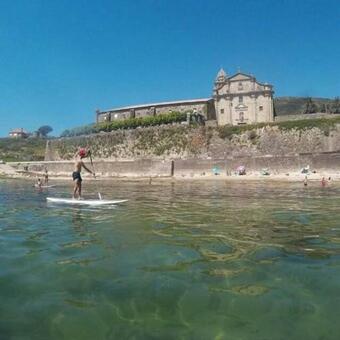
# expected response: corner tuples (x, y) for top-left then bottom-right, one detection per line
(73, 148), (95, 199)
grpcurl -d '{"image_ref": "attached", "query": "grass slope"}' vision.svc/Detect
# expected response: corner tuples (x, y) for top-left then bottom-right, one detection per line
(0, 138), (46, 162)
(217, 115), (340, 139)
(274, 97), (334, 116)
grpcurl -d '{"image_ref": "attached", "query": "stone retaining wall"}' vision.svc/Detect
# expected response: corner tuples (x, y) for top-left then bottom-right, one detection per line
(9, 151), (340, 178)
(46, 122), (340, 162)
(10, 159), (172, 178)
(41, 121), (340, 178)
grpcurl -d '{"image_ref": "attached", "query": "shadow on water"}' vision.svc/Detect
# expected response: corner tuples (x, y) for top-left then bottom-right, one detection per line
(1, 179), (340, 339)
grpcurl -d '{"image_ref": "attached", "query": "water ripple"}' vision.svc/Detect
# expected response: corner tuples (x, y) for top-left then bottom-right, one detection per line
(1, 179), (340, 339)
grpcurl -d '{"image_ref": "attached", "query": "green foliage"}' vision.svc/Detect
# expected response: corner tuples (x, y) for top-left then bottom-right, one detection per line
(217, 123), (268, 139)
(331, 97), (340, 113)
(53, 125), (196, 160)
(248, 130), (258, 144)
(60, 124), (96, 137)
(274, 97), (334, 116)
(275, 117), (340, 136)
(218, 116), (340, 140)
(274, 96), (340, 116)
(0, 138), (46, 162)
(37, 125), (53, 137)
(320, 104), (327, 113)
(60, 112), (187, 137)
(303, 97), (319, 114)
(133, 126), (190, 156)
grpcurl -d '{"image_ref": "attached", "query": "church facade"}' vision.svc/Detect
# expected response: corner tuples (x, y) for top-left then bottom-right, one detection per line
(96, 69), (274, 126)
(213, 69), (274, 125)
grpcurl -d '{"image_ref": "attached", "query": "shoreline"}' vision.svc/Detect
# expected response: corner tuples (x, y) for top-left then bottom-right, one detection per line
(2, 170), (340, 183)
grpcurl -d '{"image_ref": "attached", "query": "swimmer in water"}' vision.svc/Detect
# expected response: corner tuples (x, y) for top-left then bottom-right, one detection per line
(72, 148), (95, 199)
(37, 178), (42, 188)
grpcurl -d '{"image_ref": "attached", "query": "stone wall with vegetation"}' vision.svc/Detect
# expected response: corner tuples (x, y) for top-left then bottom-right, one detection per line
(46, 116), (340, 162)
(47, 125), (210, 160)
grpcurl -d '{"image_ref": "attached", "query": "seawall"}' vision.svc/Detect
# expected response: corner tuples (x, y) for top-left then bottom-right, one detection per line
(9, 160), (172, 178)
(46, 123), (340, 161)
(9, 121), (340, 178)
(9, 150), (340, 179)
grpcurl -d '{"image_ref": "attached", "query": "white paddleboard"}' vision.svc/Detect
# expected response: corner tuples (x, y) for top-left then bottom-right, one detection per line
(35, 184), (56, 188)
(46, 197), (128, 206)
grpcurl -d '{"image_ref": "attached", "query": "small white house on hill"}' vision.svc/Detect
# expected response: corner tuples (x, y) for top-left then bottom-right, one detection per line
(9, 128), (29, 138)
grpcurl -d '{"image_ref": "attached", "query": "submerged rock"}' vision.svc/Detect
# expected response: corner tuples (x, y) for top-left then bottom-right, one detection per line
(230, 284), (269, 296)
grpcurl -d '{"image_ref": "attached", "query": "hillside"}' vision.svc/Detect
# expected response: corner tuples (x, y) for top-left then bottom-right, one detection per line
(0, 138), (46, 162)
(274, 96), (336, 116)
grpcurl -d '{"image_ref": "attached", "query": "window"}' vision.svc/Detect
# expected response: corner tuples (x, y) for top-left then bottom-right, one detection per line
(220, 109), (224, 114)
(239, 96), (243, 103)
(259, 106), (263, 111)
(239, 112), (244, 122)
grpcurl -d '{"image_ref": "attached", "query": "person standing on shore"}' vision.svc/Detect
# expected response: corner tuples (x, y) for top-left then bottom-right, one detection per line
(44, 167), (49, 185)
(72, 148), (95, 199)
(303, 175), (308, 187)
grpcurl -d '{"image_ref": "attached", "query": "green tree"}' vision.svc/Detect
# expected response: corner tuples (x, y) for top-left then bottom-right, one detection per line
(38, 125), (53, 137)
(331, 97), (340, 114)
(304, 97), (318, 114)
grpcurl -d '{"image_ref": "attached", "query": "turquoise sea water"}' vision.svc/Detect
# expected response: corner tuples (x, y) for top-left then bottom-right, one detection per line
(0, 179), (340, 339)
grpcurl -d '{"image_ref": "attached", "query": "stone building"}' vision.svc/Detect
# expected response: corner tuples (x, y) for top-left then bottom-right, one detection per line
(96, 69), (274, 126)
(96, 98), (216, 123)
(213, 69), (274, 125)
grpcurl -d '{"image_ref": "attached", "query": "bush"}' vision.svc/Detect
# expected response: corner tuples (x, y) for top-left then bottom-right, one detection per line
(0, 137), (46, 162)
(218, 116), (340, 139)
(60, 112), (187, 137)
(217, 123), (268, 140)
(60, 124), (97, 137)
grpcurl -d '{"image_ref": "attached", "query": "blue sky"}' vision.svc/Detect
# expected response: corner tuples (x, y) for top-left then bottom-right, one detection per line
(0, 0), (339, 136)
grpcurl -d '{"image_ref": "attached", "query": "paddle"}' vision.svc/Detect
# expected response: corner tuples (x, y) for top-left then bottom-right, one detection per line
(89, 150), (102, 200)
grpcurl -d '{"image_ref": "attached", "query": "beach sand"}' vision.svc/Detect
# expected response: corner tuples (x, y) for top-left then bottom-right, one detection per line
(2, 167), (340, 184)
